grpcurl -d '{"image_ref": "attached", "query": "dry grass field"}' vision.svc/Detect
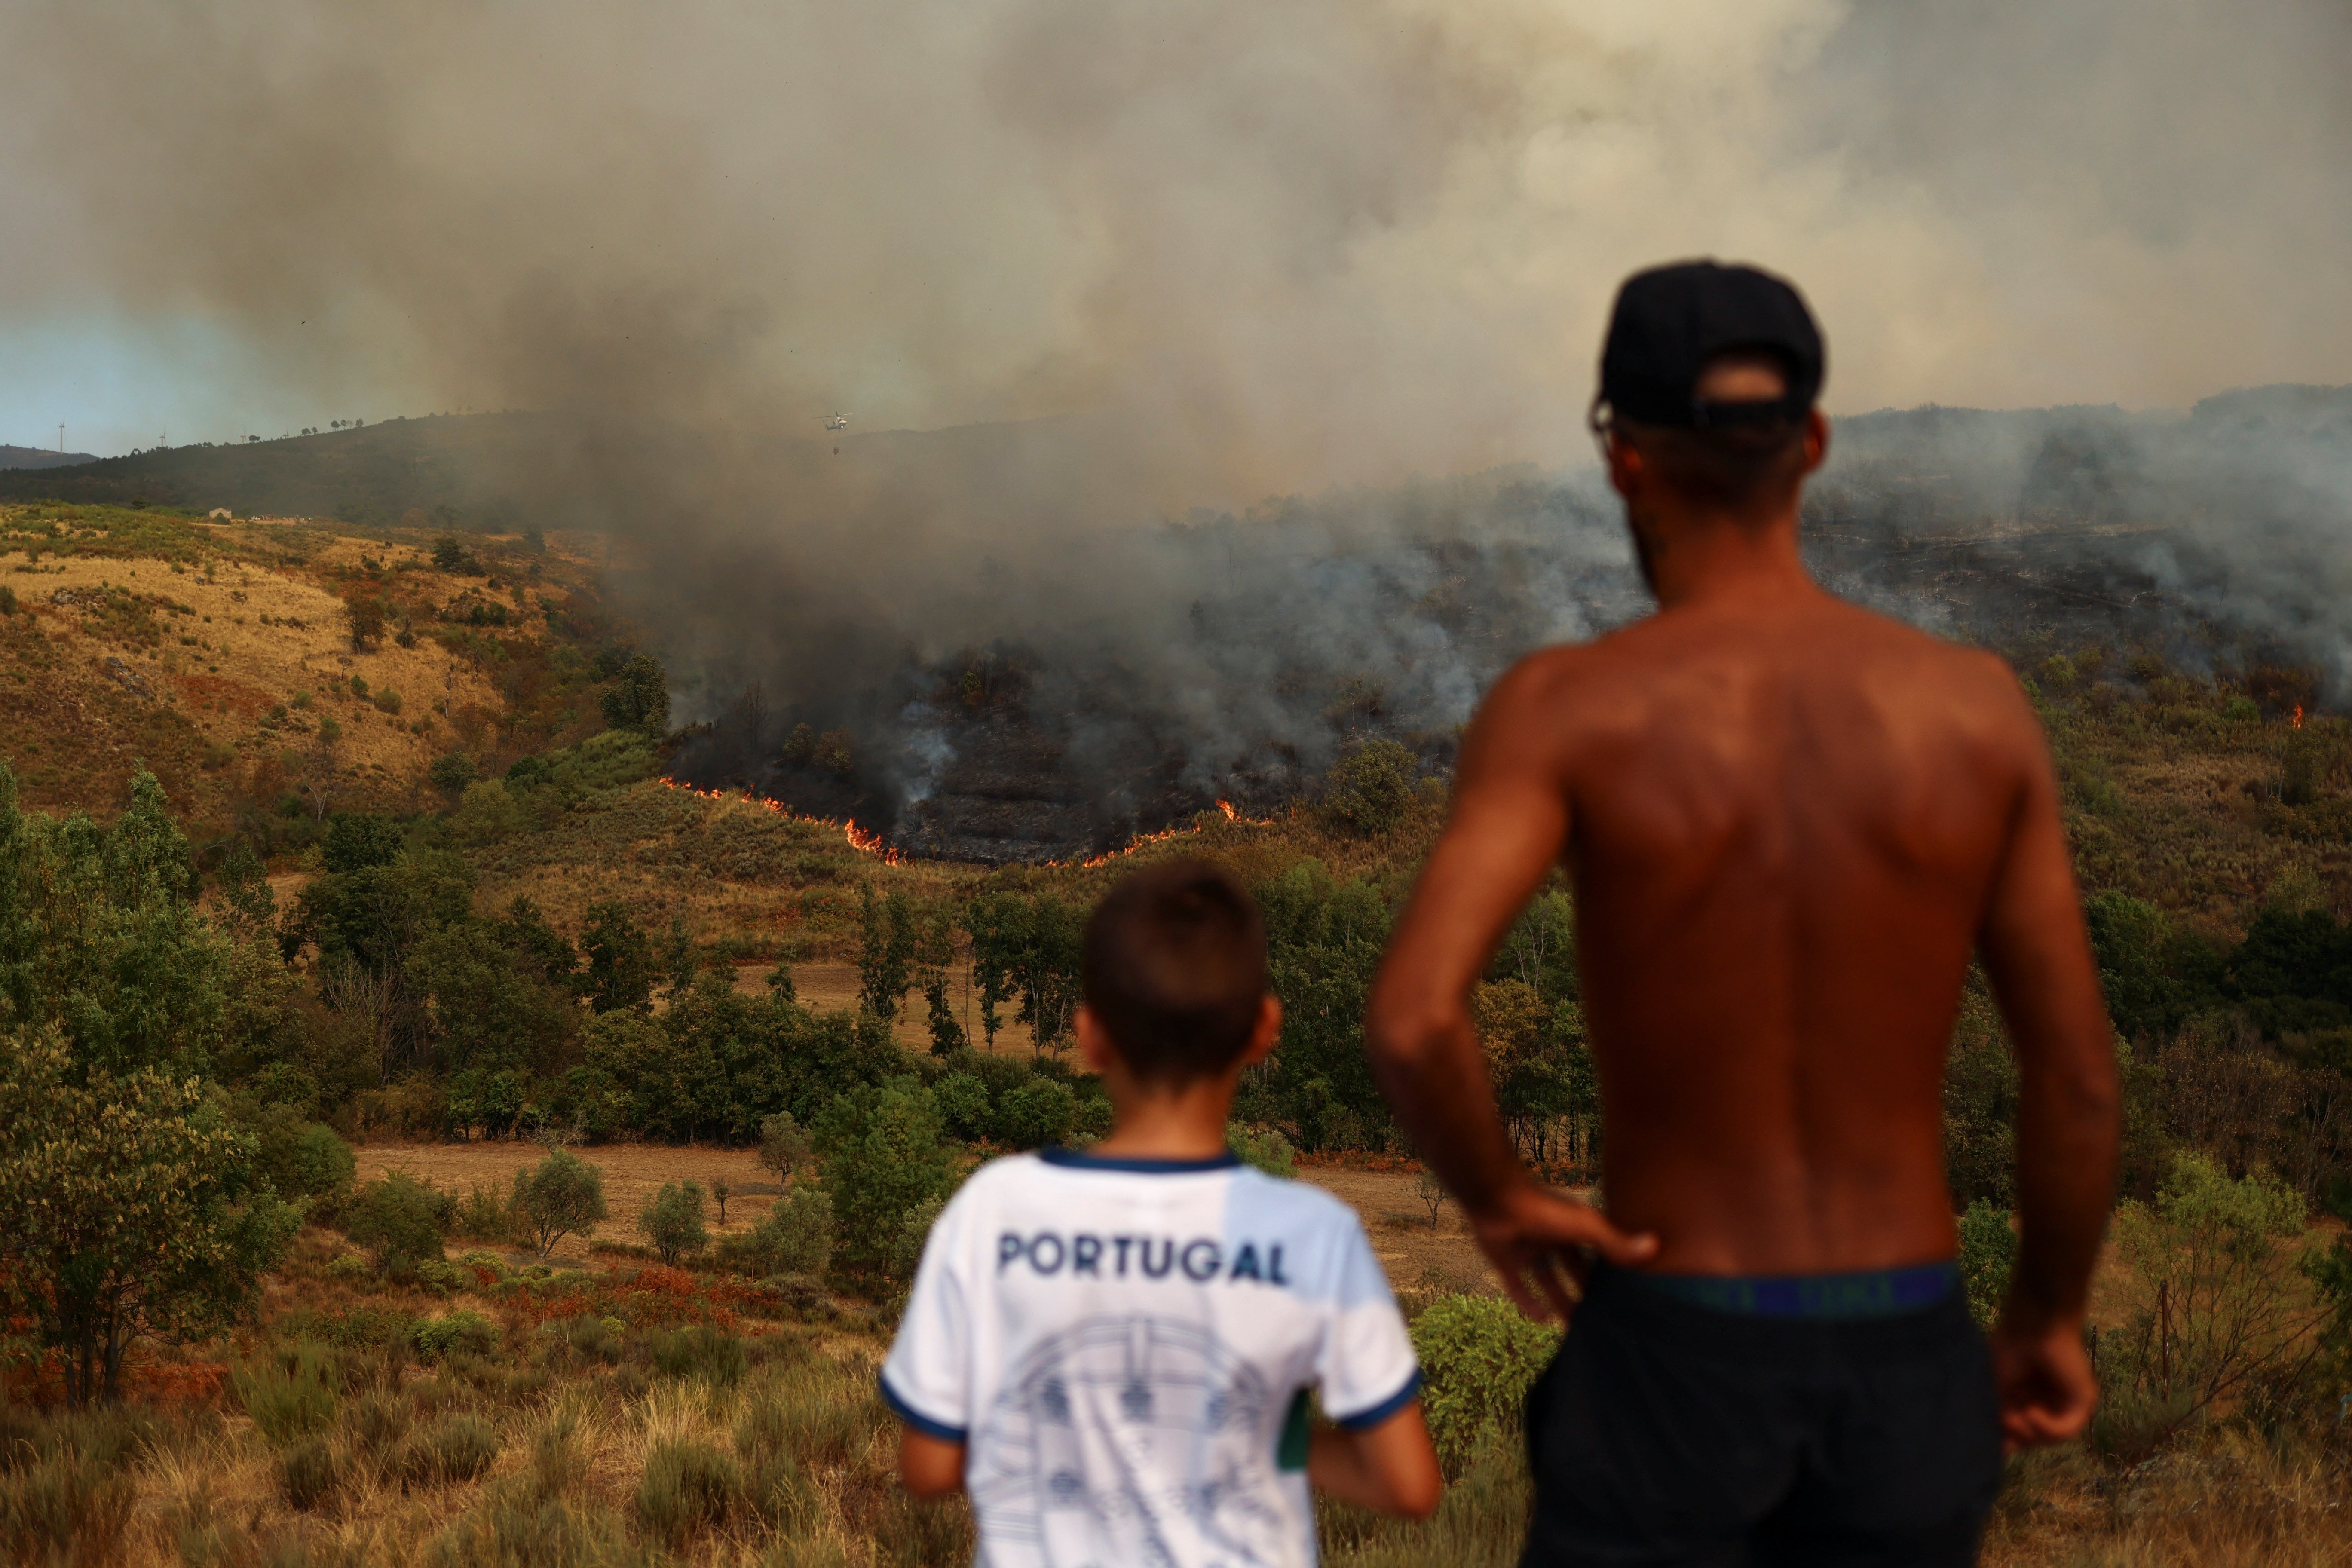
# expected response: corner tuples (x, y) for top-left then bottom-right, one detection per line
(352, 1139), (1499, 1290)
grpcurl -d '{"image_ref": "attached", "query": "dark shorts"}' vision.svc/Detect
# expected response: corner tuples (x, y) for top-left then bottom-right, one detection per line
(1521, 1265), (2002, 1568)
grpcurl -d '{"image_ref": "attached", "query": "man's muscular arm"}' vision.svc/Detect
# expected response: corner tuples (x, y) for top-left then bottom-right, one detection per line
(1365, 661), (1656, 1321)
(1976, 678), (2121, 1449)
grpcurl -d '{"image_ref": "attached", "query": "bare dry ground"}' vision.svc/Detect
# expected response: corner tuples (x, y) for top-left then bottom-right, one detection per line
(354, 1141), (1499, 1289)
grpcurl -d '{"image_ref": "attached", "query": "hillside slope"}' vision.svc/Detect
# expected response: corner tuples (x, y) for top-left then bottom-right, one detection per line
(0, 500), (631, 837)
(0, 444), (98, 471)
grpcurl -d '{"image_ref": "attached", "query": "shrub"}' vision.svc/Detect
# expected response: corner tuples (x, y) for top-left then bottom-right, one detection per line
(637, 1439), (741, 1543)
(412, 1258), (468, 1295)
(1957, 1201), (2017, 1329)
(428, 752), (479, 794)
(343, 1391), (412, 1457)
(413, 1311), (500, 1362)
(997, 1078), (1075, 1150)
(453, 1183), (518, 1246)
(427, 1495), (636, 1568)
(638, 1181), (709, 1265)
(510, 1149), (609, 1260)
(1412, 1293), (1560, 1471)
(650, 1326), (748, 1387)
(1230, 1122), (1298, 1179)
(344, 1172), (450, 1273)
(749, 1186), (834, 1277)
(232, 1341), (338, 1445)
(2099, 1152), (2330, 1452)
(887, 1191), (950, 1281)
(931, 1074), (991, 1142)
(279, 1436), (343, 1510)
(562, 1314), (623, 1365)
(1323, 739), (1417, 837)
(373, 687), (404, 714)
(403, 1413), (501, 1485)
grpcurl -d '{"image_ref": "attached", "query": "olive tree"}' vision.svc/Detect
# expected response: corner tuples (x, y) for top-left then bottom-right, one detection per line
(0, 1032), (299, 1403)
(639, 1180), (709, 1265)
(510, 1148), (609, 1260)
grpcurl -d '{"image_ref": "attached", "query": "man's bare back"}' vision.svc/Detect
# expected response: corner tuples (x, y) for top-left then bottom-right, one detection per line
(1502, 590), (2047, 1277)
(1365, 263), (2120, 1565)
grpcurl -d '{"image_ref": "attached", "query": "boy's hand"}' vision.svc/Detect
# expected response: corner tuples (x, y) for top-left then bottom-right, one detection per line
(1471, 1180), (1657, 1324)
(1307, 1400), (1442, 1519)
(900, 1428), (966, 1500)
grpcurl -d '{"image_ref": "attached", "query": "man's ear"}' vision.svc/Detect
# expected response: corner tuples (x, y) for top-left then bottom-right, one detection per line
(1801, 407), (1829, 476)
(1605, 432), (1646, 501)
(1240, 995), (1283, 1067)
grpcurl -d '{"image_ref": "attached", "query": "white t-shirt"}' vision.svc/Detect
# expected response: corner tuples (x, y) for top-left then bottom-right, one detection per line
(882, 1148), (1421, 1568)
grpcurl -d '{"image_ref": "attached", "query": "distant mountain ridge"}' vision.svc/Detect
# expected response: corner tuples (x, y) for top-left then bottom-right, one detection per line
(0, 444), (99, 471)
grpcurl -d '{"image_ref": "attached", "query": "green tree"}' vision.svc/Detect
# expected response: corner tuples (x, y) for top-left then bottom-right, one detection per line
(0, 765), (231, 1079)
(343, 595), (387, 651)
(510, 1148), (609, 1260)
(813, 1078), (955, 1277)
(579, 902), (658, 1015)
(599, 653), (671, 736)
(968, 893), (1083, 1056)
(758, 1111), (812, 1182)
(915, 905), (967, 1056)
(1323, 739), (1417, 838)
(856, 885), (916, 1020)
(0, 1032), (300, 1403)
(639, 1180), (709, 1265)
(1250, 862), (1393, 1151)
(664, 914), (698, 997)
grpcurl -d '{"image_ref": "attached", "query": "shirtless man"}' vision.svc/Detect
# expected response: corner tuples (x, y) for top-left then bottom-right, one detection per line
(1364, 261), (2120, 1566)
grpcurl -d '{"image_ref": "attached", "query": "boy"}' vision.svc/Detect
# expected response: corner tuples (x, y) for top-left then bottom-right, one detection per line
(883, 859), (1442, 1566)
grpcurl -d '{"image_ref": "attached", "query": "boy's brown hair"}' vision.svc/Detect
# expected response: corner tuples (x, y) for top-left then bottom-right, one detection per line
(1080, 859), (1268, 1086)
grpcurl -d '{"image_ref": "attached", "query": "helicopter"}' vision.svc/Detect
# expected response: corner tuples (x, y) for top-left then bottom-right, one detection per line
(824, 411), (849, 432)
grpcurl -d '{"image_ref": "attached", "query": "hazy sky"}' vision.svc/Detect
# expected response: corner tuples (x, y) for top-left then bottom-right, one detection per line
(2, 0), (2346, 472)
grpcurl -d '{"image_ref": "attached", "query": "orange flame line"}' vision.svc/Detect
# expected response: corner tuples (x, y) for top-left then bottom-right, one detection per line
(656, 779), (1266, 872)
(656, 777), (903, 866)
(2291, 704), (2305, 729)
(1073, 799), (1273, 870)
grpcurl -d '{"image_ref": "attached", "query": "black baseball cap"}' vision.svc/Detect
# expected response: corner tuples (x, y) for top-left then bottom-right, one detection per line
(1594, 260), (1824, 430)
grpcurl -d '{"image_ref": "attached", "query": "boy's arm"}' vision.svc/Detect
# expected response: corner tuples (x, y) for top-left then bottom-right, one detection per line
(900, 1427), (966, 1500)
(1307, 1400), (1441, 1519)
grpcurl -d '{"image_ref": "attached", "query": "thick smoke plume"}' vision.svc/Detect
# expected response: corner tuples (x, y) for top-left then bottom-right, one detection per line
(2, 2), (2349, 854)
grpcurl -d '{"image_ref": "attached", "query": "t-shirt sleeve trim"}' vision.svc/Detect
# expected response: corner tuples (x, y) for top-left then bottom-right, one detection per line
(1330, 1368), (1423, 1432)
(878, 1370), (968, 1445)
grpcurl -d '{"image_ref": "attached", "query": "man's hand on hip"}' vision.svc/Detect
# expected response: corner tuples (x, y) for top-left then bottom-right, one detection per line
(1470, 1181), (1658, 1324)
